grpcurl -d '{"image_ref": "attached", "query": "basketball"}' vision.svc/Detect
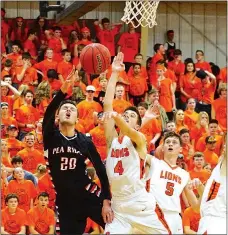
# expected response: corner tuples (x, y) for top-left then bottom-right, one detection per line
(80, 43), (111, 74)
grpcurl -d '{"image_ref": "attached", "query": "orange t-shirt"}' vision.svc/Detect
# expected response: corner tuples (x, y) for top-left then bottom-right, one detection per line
(203, 149), (219, 169)
(139, 118), (161, 152)
(17, 148), (46, 173)
(48, 79), (62, 92)
(195, 61), (212, 73)
(218, 67), (227, 83)
(182, 207), (201, 232)
(212, 98), (227, 132)
(13, 97), (25, 113)
(179, 73), (201, 102)
(184, 110), (199, 130)
(48, 38), (64, 62)
(113, 99), (132, 114)
(37, 173), (56, 210)
(180, 143), (194, 171)
(190, 126), (208, 148)
(176, 123), (189, 134)
(1, 95), (14, 116)
(158, 78), (173, 112)
(7, 180), (37, 212)
(33, 59), (58, 80)
(189, 169), (211, 185)
(15, 105), (40, 132)
(128, 65), (148, 79)
(196, 134), (223, 156)
(89, 126), (107, 161)
(149, 53), (164, 86)
(1, 155), (12, 168)
(128, 75), (148, 96)
(27, 206), (55, 234)
(198, 81), (216, 104)
(6, 138), (24, 158)
(37, 98), (50, 117)
(1, 116), (18, 139)
(1, 207), (27, 234)
(57, 60), (73, 80)
(1, 179), (6, 209)
(84, 218), (101, 233)
(75, 119), (86, 133)
(77, 100), (103, 132)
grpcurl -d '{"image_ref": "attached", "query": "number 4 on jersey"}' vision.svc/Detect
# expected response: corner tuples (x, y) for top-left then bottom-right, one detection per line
(114, 160), (124, 175)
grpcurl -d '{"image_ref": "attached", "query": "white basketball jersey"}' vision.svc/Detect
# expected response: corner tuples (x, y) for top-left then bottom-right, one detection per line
(200, 159), (226, 218)
(106, 136), (145, 197)
(149, 157), (189, 213)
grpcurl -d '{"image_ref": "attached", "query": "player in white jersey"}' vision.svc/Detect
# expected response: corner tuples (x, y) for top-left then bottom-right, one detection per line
(147, 132), (205, 234)
(102, 52), (171, 234)
(197, 143), (226, 234)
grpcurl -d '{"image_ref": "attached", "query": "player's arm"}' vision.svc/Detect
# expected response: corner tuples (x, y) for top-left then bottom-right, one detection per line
(183, 178), (204, 211)
(1, 81), (20, 99)
(103, 53), (125, 148)
(42, 68), (76, 141)
(18, 226), (26, 234)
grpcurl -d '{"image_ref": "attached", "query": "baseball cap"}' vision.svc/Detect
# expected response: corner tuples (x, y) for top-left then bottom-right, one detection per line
(196, 69), (207, 80)
(7, 125), (18, 130)
(81, 27), (90, 33)
(205, 136), (217, 144)
(86, 85), (96, 92)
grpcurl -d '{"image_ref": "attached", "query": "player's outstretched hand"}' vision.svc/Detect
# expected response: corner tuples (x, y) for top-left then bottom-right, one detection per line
(61, 67), (77, 93)
(187, 178), (203, 190)
(102, 200), (114, 224)
(102, 111), (119, 123)
(112, 52), (125, 73)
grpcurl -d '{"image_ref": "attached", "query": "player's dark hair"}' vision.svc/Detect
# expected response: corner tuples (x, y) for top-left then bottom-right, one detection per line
(22, 52), (31, 60)
(5, 193), (19, 204)
(179, 128), (189, 136)
(124, 106), (142, 126)
(193, 152), (204, 160)
(27, 28), (36, 37)
(11, 156), (23, 165)
(132, 63), (141, 68)
(38, 192), (49, 199)
(196, 50), (204, 56)
(101, 17), (110, 24)
(209, 119), (218, 125)
(47, 69), (58, 79)
(164, 132), (182, 146)
(137, 102), (148, 110)
(58, 100), (77, 114)
(154, 43), (162, 53)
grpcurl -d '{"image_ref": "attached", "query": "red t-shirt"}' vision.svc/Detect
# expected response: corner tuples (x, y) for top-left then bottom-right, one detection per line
(24, 39), (37, 57)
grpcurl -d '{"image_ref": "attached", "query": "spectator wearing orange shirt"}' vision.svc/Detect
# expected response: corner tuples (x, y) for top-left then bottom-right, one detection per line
(1, 139), (12, 168)
(128, 53), (148, 79)
(31, 118), (44, 153)
(47, 68), (62, 92)
(15, 90), (40, 140)
(156, 64), (176, 120)
(196, 119), (224, 156)
(113, 84), (131, 114)
(1, 59), (13, 78)
(137, 102), (148, 119)
(184, 98), (199, 130)
(46, 26), (67, 62)
(203, 163), (212, 174)
(15, 52), (38, 91)
(189, 152), (211, 185)
(76, 27), (92, 47)
(33, 48), (58, 80)
(27, 192), (55, 235)
(6, 125), (24, 157)
(77, 85), (103, 132)
(117, 22), (141, 72)
(190, 111), (209, 148)
(17, 133), (46, 173)
(183, 206), (201, 234)
(57, 49), (73, 83)
(68, 30), (79, 55)
(1, 194), (27, 235)
(149, 43), (165, 88)
(196, 69), (216, 118)
(211, 83), (227, 132)
(179, 128), (194, 171)
(217, 67), (227, 84)
(7, 167), (37, 212)
(174, 109), (188, 134)
(89, 112), (107, 162)
(23, 29), (38, 61)
(1, 102), (18, 138)
(128, 63), (148, 106)
(195, 50), (212, 73)
(203, 136), (219, 169)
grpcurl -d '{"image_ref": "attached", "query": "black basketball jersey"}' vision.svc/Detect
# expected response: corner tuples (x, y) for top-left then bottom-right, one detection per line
(43, 90), (111, 199)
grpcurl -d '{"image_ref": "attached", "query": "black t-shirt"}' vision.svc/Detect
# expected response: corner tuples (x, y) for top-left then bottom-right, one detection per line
(43, 90), (111, 199)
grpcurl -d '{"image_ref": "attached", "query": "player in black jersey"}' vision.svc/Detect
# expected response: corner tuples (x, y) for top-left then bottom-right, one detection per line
(42, 69), (113, 234)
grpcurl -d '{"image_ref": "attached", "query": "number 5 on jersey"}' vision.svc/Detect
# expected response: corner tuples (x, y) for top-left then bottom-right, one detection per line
(61, 157), (77, 170)
(165, 182), (174, 196)
(114, 160), (124, 175)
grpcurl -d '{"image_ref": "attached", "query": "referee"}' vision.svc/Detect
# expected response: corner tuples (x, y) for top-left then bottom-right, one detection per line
(42, 69), (113, 234)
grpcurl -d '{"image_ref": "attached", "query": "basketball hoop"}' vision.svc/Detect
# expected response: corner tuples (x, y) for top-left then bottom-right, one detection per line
(121, 0), (160, 28)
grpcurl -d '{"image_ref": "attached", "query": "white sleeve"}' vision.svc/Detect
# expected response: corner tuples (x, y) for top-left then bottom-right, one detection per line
(164, 42), (168, 50)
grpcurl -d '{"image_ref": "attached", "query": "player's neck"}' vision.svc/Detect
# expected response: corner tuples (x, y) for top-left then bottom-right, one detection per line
(59, 124), (75, 137)
(164, 155), (177, 166)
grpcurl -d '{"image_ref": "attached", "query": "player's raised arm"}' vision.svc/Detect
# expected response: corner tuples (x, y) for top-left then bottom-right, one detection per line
(42, 68), (76, 141)
(103, 53), (125, 148)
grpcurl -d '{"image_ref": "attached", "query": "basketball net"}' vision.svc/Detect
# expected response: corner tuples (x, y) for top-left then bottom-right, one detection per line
(121, 0), (160, 28)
